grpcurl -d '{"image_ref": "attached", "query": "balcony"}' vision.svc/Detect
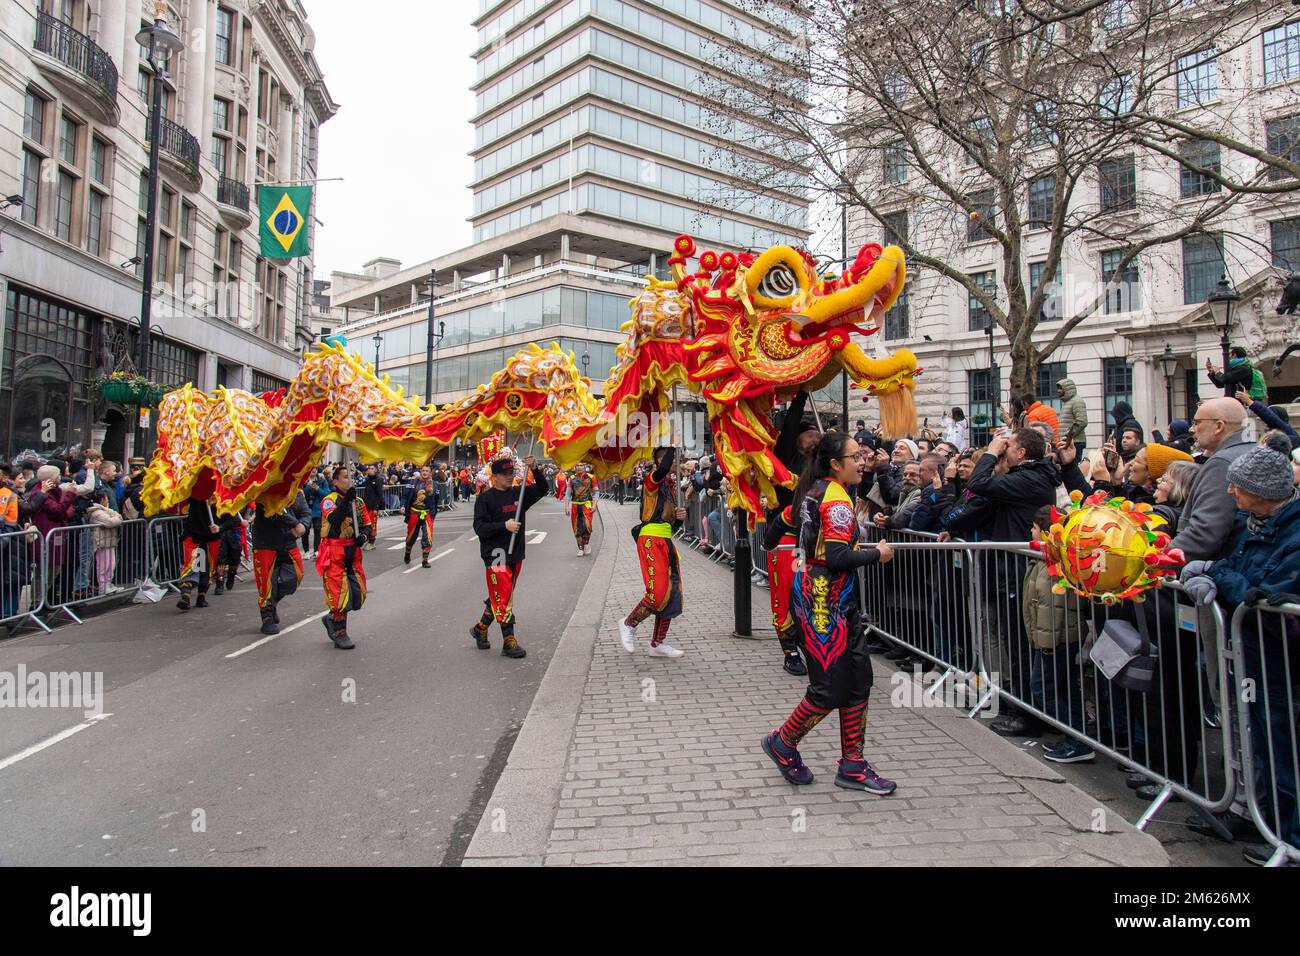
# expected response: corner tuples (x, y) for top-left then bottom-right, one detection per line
(146, 116), (203, 192)
(32, 11), (120, 125)
(216, 175), (253, 229)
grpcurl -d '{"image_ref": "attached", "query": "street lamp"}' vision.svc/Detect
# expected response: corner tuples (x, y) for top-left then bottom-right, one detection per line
(371, 331), (382, 372)
(423, 269), (442, 411)
(133, 3), (183, 454)
(1207, 274), (1241, 397)
(1159, 343), (1178, 425)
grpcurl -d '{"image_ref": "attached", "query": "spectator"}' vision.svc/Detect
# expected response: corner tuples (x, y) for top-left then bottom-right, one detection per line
(1235, 389), (1297, 440)
(1117, 425), (1144, 463)
(1056, 379), (1088, 458)
(303, 471), (329, 557)
(86, 488), (123, 595)
(1151, 459), (1198, 535)
(933, 441), (958, 462)
(1021, 391), (1059, 442)
(1206, 346), (1267, 405)
(874, 460), (924, 530)
(361, 464), (385, 548)
(937, 450), (991, 540)
(853, 418), (872, 449)
(942, 407), (968, 450)
(1164, 419), (1194, 454)
(24, 464), (76, 607)
(910, 454), (960, 534)
(97, 460), (120, 512)
(1179, 436), (1299, 861)
(966, 427), (1060, 738)
(1169, 397), (1252, 561)
(1109, 400), (1143, 447)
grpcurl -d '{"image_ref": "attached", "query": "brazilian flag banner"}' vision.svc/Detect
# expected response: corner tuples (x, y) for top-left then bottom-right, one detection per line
(258, 184), (312, 258)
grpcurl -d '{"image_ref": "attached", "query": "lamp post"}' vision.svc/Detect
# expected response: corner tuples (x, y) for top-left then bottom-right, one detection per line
(1207, 274), (1240, 398)
(1159, 343), (1178, 426)
(423, 268), (440, 410)
(371, 330), (382, 375)
(133, 4), (183, 453)
(839, 201), (849, 432)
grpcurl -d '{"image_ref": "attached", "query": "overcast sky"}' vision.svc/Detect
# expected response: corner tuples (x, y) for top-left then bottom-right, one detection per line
(309, 1), (478, 279)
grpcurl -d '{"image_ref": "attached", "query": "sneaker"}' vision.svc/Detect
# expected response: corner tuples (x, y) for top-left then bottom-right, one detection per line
(421, 557), (431, 568)
(884, 646), (911, 662)
(323, 616), (336, 642)
(761, 730), (814, 785)
(403, 550), (411, 565)
(989, 714), (1041, 738)
(104, 584), (124, 595)
(501, 639), (526, 659)
(835, 759), (897, 795)
(195, 595), (209, 609)
(1185, 810), (1258, 843)
(1241, 844), (1294, 866)
(470, 625), (491, 650)
(782, 653), (807, 676)
(260, 616), (280, 636)
(577, 547), (585, 557)
(176, 594), (191, 612)
(618, 620), (636, 653)
(648, 642), (684, 659)
(1042, 737), (1096, 764)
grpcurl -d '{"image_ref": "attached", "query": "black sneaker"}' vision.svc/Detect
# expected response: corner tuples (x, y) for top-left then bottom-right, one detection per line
(989, 714), (1041, 737)
(421, 557), (431, 568)
(1042, 737), (1096, 763)
(501, 639), (526, 659)
(323, 616), (336, 642)
(1185, 811), (1258, 842)
(260, 615), (280, 636)
(272, 608), (280, 624)
(332, 626), (355, 650)
(1241, 843), (1294, 866)
(403, 550), (411, 565)
(195, 595), (209, 609)
(782, 654), (807, 676)
(835, 758), (897, 795)
(176, 594), (191, 612)
(471, 625), (490, 649)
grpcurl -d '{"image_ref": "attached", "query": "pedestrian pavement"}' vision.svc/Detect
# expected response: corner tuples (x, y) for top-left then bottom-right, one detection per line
(464, 499), (1168, 866)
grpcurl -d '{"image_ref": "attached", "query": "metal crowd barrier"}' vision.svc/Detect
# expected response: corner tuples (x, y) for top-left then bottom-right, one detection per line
(1229, 601), (1300, 866)
(856, 527), (1239, 835)
(39, 518), (153, 625)
(380, 484), (407, 515)
(147, 514), (187, 592)
(0, 526), (48, 634)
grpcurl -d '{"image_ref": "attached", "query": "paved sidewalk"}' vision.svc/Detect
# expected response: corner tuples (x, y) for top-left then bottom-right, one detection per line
(465, 500), (1168, 866)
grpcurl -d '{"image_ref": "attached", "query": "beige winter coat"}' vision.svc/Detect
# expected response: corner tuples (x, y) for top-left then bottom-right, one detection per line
(87, 503), (123, 550)
(1021, 559), (1084, 651)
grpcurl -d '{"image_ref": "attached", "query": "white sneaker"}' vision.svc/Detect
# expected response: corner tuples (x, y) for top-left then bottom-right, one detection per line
(648, 642), (684, 659)
(618, 621), (636, 652)
(577, 547), (585, 557)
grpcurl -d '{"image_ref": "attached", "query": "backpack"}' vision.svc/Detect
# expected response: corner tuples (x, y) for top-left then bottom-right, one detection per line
(1249, 365), (1268, 404)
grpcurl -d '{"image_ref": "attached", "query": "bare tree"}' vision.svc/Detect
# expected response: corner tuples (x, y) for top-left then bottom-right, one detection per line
(708, 0), (1300, 395)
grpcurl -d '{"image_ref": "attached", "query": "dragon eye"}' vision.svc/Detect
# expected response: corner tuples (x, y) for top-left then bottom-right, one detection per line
(757, 263), (798, 300)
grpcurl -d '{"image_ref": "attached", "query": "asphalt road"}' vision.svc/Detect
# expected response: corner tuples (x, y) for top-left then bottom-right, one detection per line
(0, 497), (597, 866)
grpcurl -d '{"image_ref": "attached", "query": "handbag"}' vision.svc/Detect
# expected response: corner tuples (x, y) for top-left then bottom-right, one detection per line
(1089, 607), (1158, 693)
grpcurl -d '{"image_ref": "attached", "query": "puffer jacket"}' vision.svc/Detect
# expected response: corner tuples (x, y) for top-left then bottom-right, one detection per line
(1056, 378), (1088, 444)
(1021, 560), (1084, 650)
(86, 502), (123, 550)
(965, 454), (1061, 541)
(1206, 495), (1300, 608)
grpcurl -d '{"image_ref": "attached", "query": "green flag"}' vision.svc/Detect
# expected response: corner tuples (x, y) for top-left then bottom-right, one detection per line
(258, 184), (312, 258)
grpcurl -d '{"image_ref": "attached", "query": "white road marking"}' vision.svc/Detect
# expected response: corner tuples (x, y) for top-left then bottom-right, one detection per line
(403, 547), (454, 573)
(527, 530), (547, 544)
(0, 713), (113, 773)
(467, 534), (477, 541)
(387, 542), (406, 551)
(225, 611), (328, 659)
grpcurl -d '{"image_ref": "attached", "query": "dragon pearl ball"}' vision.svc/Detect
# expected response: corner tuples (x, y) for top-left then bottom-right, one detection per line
(1050, 504), (1152, 598)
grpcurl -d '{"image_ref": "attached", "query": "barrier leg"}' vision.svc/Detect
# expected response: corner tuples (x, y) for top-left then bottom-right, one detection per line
(1135, 781), (1175, 831)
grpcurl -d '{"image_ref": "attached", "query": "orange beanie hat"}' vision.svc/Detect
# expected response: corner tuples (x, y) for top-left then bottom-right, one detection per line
(1145, 443), (1194, 480)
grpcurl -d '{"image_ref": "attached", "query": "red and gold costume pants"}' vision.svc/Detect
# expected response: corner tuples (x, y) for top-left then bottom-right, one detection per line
(405, 509), (434, 556)
(476, 560), (523, 637)
(626, 535), (682, 626)
(570, 500), (593, 546)
(253, 547), (304, 611)
(179, 538), (221, 595)
(315, 538), (366, 620)
(767, 532), (800, 656)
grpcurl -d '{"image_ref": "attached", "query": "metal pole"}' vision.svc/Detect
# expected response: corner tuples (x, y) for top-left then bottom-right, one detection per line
(424, 268), (437, 408)
(1220, 326), (1233, 398)
(839, 202), (849, 432)
(507, 433), (537, 554)
(136, 32), (165, 452)
(733, 506), (752, 636)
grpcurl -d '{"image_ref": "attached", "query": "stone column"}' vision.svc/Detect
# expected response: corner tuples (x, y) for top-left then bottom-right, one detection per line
(97, 0), (128, 84)
(200, 0), (218, 154)
(181, 0), (210, 142)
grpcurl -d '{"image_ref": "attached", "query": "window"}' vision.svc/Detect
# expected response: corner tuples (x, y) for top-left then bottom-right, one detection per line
(1179, 139), (1221, 197)
(59, 114), (79, 165)
(1266, 114), (1300, 182)
(1271, 217), (1300, 271)
(23, 89), (47, 145)
(967, 369), (1000, 447)
(967, 270), (997, 331)
(1099, 156), (1136, 211)
(1027, 174), (1054, 228)
(1102, 0), (1130, 30)
(157, 186), (177, 285)
(967, 189), (995, 241)
(884, 74), (907, 101)
(1028, 261), (1061, 321)
(54, 171), (75, 242)
(213, 98), (232, 175)
(1027, 100), (1057, 148)
(178, 201), (196, 287)
(1182, 233), (1225, 304)
(89, 137), (110, 184)
(1101, 249), (1141, 314)
(1103, 357), (1132, 423)
(883, 290), (908, 340)
(1099, 73), (1133, 119)
(87, 190), (104, 257)
(883, 141), (907, 184)
(20, 150), (41, 226)
(881, 210), (908, 250)
(1036, 362), (1068, 411)
(966, 117), (993, 165)
(215, 7), (234, 65)
(1263, 20), (1300, 84)
(1176, 48), (1219, 108)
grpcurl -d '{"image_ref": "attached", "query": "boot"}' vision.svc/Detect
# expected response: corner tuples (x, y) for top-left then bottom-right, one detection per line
(403, 548), (411, 565)
(471, 623), (491, 649)
(226, 573), (237, 591)
(260, 609), (280, 635)
(195, 593), (209, 609)
(176, 591), (191, 612)
(331, 618), (355, 650)
(421, 554), (431, 568)
(214, 579), (225, 595)
(322, 615), (336, 642)
(501, 635), (526, 659)
(273, 607), (281, 624)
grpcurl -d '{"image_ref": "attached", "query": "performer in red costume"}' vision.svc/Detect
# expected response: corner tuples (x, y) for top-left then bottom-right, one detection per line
(251, 488), (310, 635)
(176, 496), (220, 612)
(402, 465), (438, 567)
(564, 464), (596, 556)
(316, 466), (374, 650)
(618, 446), (686, 658)
(761, 432), (897, 795)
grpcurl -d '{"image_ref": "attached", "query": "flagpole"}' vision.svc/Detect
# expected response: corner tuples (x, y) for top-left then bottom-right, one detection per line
(254, 177), (345, 185)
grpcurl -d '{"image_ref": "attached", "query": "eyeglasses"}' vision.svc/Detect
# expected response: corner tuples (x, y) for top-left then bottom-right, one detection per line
(1191, 417), (1223, 426)
(834, 453), (868, 462)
